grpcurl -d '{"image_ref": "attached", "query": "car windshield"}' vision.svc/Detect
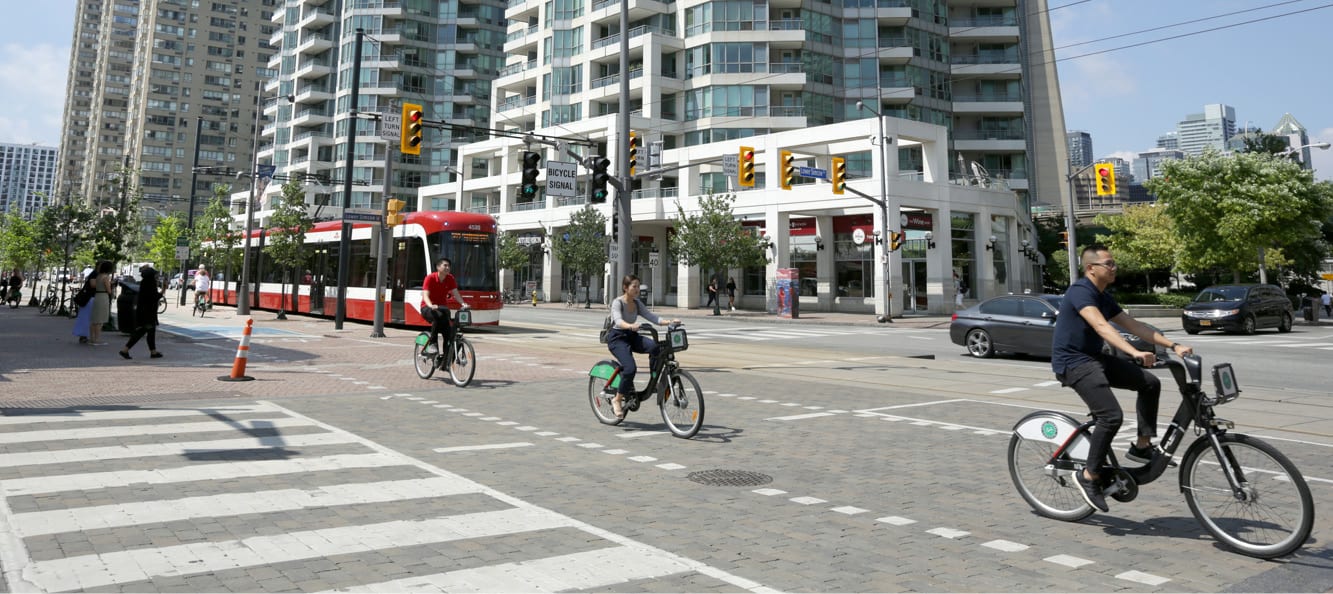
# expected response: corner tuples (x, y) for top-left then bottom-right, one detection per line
(1194, 287), (1247, 303)
(1042, 296), (1062, 310)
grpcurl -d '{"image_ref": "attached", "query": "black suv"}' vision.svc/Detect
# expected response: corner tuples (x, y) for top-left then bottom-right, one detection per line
(1182, 284), (1294, 335)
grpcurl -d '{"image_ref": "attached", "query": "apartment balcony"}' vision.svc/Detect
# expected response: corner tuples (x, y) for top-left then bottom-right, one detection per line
(291, 106), (333, 127)
(949, 16), (1019, 42)
(353, 0), (405, 16)
(952, 129), (1026, 152)
(293, 84), (333, 104)
(875, 45), (913, 63)
(951, 54), (1019, 77)
(302, 0), (331, 5)
(269, 29), (284, 49)
(503, 24), (540, 53)
(296, 32), (333, 55)
(496, 94), (537, 113)
(298, 7), (336, 29)
(591, 23), (675, 51)
(267, 53), (282, 70)
(951, 92), (1023, 115)
(289, 130), (333, 151)
(295, 61), (333, 79)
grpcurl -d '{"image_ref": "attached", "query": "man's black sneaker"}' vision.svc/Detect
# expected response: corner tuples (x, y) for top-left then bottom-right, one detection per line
(1126, 443), (1155, 464)
(1074, 471), (1109, 512)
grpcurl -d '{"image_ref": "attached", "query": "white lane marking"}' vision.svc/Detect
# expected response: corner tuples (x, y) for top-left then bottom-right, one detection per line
(1275, 342), (1333, 348)
(759, 399), (779, 404)
(515, 426), (538, 431)
(1116, 571), (1171, 586)
(766, 412), (836, 421)
(602, 449), (629, 455)
(0, 453), (403, 497)
(577, 443), (605, 449)
(803, 406), (824, 410)
(752, 489), (787, 496)
(628, 456), (657, 463)
(657, 463), (686, 470)
(860, 399), (970, 411)
(617, 431), (671, 439)
(10, 477), (481, 538)
(738, 397), (757, 400)
(336, 546), (703, 593)
(1033, 380), (1061, 387)
(982, 540), (1029, 552)
(556, 437), (581, 442)
(876, 516), (917, 526)
(419, 401), (438, 404)
(434, 442), (534, 453)
(0, 432), (354, 469)
(0, 417), (313, 445)
(0, 404), (277, 426)
(480, 417), (501, 421)
(535, 431), (559, 437)
(462, 412), (484, 417)
(789, 497), (826, 505)
(989, 387), (1028, 394)
(1045, 554), (1093, 568)
(780, 403), (801, 407)
(496, 422), (519, 426)
(831, 506), (868, 515)
(926, 527), (969, 539)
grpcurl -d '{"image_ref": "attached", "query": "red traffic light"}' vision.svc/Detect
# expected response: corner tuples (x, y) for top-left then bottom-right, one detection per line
(1097, 167), (1109, 177)
(409, 110), (422, 123)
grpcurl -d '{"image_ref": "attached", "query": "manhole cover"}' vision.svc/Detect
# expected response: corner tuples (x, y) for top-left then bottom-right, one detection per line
(686, 469), (773, 487)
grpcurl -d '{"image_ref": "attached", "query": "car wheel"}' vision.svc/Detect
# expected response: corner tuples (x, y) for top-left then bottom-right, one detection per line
(1278, 313), (1293, 333)
(965, 328), (994, 358)
(1185, 328), (1200, 335)
(1241, 315), (1257, 335)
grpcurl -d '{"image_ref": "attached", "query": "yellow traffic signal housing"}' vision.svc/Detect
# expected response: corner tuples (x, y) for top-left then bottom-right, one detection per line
(889, 230), (904, 252)
(779, 150), (795, 190)
(1094, 162), (1116, 196)
(1059, 231), (1069, 247)
(831, 157), (846, 195)
(628, 132), (640, 177)
(400, 103), (423, 155)
(738, 146), (755, 187)
(386, 198), (407, 226)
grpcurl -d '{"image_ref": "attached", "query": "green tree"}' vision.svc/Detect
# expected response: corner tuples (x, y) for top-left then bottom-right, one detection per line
(1093, 204), (1179, 291)
(550, 206), (608, 308)
(1146, 150), (1333, 283)
(263, 180), (313, 318)
(195, 184), (242, 302)
(669, 193), (766, 315)
(498, 232), (529, 287)
(1240, 130), (1293, 156)
(0, 213), (38, 279)
(45, 203), (94, 312)
(143, 215), (185, 274)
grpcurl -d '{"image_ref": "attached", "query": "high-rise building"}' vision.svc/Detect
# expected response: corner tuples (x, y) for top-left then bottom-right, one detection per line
(260, 0), (508, 212)
(56, 0), (278, 218)
(1155, 131), (1178, 151)
(1067, 131), (1094, 169)
(1272, 113), (1315, 170)
(1175, 103), (1236, 156)
(0, 143), (58, 219)
(1132, 148), (1184, 182)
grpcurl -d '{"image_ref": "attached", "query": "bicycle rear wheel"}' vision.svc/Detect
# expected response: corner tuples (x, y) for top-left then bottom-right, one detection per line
(413, 332), (437, 379)
(660, 369), (704, 438)
(448, 337), (476, 387)
(1007, 433), (1096, 522)
(1181, 433), (1314, 558)
(157, 296), (168, 314)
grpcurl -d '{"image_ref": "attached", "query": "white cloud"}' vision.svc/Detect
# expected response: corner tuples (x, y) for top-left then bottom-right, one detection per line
(0, 43), (68, 146)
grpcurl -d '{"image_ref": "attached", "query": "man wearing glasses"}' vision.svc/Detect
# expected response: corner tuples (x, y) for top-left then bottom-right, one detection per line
(1051, 243), (1192, 513)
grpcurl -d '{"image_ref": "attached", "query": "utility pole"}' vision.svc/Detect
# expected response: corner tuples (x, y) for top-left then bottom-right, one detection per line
(335, 28), (364, 330)
(181, 117), (203, 306)
(371, 145), (393, 338)
(615, 2), (631, 280)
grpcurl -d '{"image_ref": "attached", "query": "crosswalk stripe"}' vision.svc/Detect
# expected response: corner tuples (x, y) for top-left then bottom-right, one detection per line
(24, 507), (573, 592)
(336, 545), (694, 593)
(11, 477), (482, 538)
(0, 417), (314, 445)
(0, 404), (277, 426)
(0, 452), (404, 497)
(0, 431), (355, 469)
(1274, 342), (1333, 348)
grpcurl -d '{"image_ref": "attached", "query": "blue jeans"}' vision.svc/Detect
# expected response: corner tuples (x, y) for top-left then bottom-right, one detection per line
(607, 328), (659, 396)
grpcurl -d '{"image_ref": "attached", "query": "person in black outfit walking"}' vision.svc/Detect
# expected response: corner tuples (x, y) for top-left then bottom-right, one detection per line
(705, 277), (718, 308)
(120, 265), (164, 360)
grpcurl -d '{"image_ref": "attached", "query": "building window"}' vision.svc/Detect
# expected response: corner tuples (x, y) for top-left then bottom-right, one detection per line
(991, 215), (1008, 287)
(952, 213), (975, 299)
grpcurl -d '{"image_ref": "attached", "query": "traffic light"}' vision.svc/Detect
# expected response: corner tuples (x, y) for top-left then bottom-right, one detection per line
(738, 146), (755, 187)
(1059, 231), (1069, 248)
(779, 150), (796, 190)
(611, 209), (620, 242)
(520, 151), (541, 198)
(627, 132), (640, 177)
(831, 157), (846, 195)
(1094, 162), (1116, 196)
(888, 230), (904, 252)
(386, 198), (406, 227)
(400, 103), (423, 155)
(589, 156), (611, 203)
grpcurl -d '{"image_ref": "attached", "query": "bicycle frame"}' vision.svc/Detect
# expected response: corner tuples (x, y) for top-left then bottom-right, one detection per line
(592, 325), (681, 408)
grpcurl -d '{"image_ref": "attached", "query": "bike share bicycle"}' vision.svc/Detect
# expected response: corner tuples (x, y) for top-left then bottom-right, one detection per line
(5, 286), (20, 308)
(413, 307), (476, 387)
(1007, 353), (1314, 558)
(587, 322), (705, 438)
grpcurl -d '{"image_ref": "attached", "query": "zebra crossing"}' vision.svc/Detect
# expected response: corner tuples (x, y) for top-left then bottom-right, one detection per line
(0, 402), (770, 593)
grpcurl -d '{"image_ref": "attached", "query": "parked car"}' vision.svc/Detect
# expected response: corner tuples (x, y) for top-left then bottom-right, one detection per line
(949, 293), (1159, 359)
(168, 270), (197, 290)
(1181, 284), (1293, 335)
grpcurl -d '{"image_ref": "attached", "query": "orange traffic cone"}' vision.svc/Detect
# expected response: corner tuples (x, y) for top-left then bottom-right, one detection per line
(218, 318), (256, 382)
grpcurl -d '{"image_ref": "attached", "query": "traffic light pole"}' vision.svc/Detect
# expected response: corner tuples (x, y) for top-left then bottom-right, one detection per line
(1063, 161), (1097, 283)
(371, 147), (393, 338)
(335, 28), (365, 330)
(615, 0), (631, 280)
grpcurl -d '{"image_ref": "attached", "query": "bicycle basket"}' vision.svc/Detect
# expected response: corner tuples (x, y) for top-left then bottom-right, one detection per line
(455, 309), (471, 326)
(666, 327), (688, 352)
(1207, 363), (1241, 405)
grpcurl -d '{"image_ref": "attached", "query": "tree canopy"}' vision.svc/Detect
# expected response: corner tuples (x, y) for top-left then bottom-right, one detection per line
(143, 215), (185, 273)
(264, 180), (313, 313)
(550, 206), (608, 305)
(669, 193), (766, 314)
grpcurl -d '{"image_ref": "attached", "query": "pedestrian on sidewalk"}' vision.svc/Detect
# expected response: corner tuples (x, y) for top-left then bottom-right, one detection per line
(88, 261), (115, 346)
(1322, 291), (1331, 317)
(120, 265), (163, 360)
(71, 270), (94, 344)
(706, 277), (718, 308)
(726, 277), (737, 311)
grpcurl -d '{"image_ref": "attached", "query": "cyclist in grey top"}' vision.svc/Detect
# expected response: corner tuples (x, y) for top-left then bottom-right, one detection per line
(605, 274), (679, 418)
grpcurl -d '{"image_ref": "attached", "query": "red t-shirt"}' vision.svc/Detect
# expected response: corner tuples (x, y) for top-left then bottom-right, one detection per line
(422, 272), (458, 310)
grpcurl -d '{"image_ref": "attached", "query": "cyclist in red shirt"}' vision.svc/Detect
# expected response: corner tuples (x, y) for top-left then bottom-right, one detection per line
(421, 258), (470, 354)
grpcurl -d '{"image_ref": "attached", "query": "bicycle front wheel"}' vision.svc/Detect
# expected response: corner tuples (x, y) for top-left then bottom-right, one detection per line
(660, 369), (704, 438)
(448, 337), (476, 387)
(1007, 433), (1096, 522)
(1181, 433), (1314, 558)
(413, 332), (436, 379)
(157, 296), (167, 314)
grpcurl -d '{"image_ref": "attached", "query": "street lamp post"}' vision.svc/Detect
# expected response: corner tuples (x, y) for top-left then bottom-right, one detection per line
(181, 117), (203, 306)
(856, 100), (894, 323)
(237, 84), (292, 315)
(1258, 141), (1330, 284)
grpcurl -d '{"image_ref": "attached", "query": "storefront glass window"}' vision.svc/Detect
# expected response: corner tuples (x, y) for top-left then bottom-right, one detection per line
(791, 236), (818, 296)
(952, 213), (975, 298)
(991, 215), (1009, 287)
(834, 233), (873, 298)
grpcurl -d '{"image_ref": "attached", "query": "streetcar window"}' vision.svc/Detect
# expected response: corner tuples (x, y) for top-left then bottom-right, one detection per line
(427, 231), (497, 292)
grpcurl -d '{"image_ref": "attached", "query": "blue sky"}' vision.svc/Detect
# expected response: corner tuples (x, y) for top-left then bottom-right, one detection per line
(2, 0), (1330, 180)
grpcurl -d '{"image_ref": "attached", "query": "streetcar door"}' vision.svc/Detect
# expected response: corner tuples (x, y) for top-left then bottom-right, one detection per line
(389, 234), (409, 323)
(309, 244), (330, 315)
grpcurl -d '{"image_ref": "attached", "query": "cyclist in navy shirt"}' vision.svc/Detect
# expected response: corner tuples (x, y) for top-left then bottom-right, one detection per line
(1052, 244), (1191, 512)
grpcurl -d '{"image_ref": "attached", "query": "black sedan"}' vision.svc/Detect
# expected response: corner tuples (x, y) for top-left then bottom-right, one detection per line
(949, 294), (1158, 359)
